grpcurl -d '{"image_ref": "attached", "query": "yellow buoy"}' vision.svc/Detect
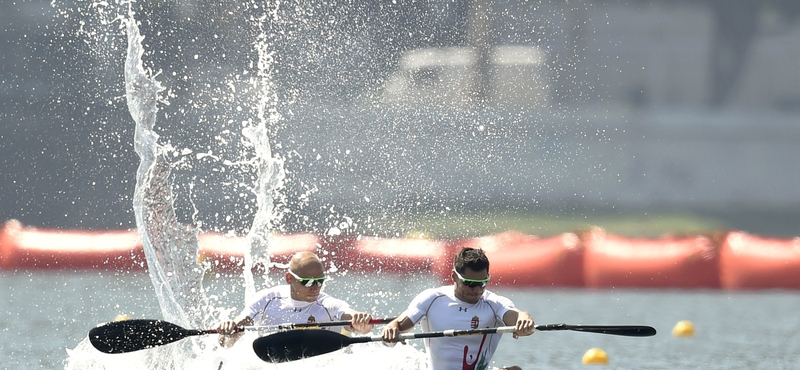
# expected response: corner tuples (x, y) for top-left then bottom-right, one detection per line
(113, 314), (132, 322)
(582, 348), (609, 365)
(672, 320), (695, 337)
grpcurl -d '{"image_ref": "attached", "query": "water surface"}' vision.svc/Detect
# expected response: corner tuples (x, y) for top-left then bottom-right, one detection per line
(3, 271), (798, 370)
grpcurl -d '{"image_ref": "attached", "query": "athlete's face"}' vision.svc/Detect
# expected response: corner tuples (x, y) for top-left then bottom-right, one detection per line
(452, 267), (489, 304)
(286, 262), (325, 302)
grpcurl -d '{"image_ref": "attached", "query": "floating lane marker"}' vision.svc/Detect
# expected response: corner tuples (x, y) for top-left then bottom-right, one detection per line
(672, 320), (695, 337)
(582, 348), (609, 365)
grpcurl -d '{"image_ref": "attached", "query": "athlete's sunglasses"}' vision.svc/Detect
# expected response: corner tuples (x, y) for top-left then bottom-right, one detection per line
(453, 269), (491, 288)
(288, 269), (326, 288)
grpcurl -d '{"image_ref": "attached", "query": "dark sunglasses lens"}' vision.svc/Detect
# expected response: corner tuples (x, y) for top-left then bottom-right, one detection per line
(302, 279), (325, 287)
(463, 280), (487, 288)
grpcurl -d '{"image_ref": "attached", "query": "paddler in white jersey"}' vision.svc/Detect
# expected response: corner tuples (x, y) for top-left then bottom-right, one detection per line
(216, 251), (375, 348)
(381, 247), (534, 370)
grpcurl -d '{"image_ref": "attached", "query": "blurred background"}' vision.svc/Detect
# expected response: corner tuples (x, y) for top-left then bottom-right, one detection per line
(2, 0), (799, 238)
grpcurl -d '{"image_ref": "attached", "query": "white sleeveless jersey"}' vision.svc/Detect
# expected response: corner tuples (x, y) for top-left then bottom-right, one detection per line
(241, 285), (352, 330)
(402, 286), (516, 370)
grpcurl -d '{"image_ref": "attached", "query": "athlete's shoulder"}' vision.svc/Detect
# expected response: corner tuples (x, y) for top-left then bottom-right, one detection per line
(413, 286), (453, 302)
(255, 284), (290, 299)
(480, 289), (515, 306)
(421, 285), (451, 296)
(315, 291), (334, 302)
(316, 292), (349, 306)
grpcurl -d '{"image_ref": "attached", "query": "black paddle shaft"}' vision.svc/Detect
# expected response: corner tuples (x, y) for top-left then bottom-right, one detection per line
(253, 327), (515, 363)
(253, 323), (657, 363)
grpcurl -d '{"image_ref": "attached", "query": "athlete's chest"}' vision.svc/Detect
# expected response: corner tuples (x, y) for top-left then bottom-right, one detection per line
(259, 300), (331, 323)
(425, 299), (499, 330)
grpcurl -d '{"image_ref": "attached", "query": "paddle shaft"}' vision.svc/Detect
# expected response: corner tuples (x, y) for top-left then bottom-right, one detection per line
(349, 323), (656, 345)
(346, 326), (517, 344)
(335, 322), (656, 345)
(210, 317), (396, 334)
(251, 322), (656, 362)
(534, 323), (657, 337)
(352, 323), (655, 343)
(251, 326), (517, 362)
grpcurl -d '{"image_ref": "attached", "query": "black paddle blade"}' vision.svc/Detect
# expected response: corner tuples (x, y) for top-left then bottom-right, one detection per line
(252, 329), (363, 362)
(89, 319), (203, 353)
(570, 325), (657, 337)
(536, 323), (656, 337)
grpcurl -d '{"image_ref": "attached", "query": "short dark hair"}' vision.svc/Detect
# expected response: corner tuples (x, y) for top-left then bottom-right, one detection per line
(453, 247), (490, 273)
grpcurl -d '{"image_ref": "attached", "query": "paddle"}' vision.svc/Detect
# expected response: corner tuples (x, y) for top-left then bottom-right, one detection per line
(89, 318), (395, 354)
(253, 323), (657, 363)
(534, 323), (656, 336)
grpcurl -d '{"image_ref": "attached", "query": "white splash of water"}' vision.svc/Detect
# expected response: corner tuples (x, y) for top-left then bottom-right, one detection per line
(66, 5), (210, 368)
(240, 3), (286, 302)
(61, 1), (430, 369)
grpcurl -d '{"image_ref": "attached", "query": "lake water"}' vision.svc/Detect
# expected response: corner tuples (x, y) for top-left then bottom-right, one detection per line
(3, 270), (799, 370)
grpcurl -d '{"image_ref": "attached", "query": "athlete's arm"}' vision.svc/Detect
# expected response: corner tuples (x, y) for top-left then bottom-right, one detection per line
(381, 315), (415, 342)
(341, 310), (374, 334)
(216, 314), (253, 348)
(502, 309), (534, 338)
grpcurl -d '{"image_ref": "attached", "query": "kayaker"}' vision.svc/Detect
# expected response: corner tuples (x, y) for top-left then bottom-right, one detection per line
(380, 247), (534, 370)
(216, 251), (375, 348)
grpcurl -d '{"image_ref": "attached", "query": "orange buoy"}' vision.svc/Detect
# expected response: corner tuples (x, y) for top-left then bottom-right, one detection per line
(433, 231), (584, 287)
(338, 236), (446, 273)
(0, 219), (21, 268)
(582, 227), (720, 289)
(0, 220), (145, 270)
(720, 231), (800, 290)
(197, 232), (320, 274)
